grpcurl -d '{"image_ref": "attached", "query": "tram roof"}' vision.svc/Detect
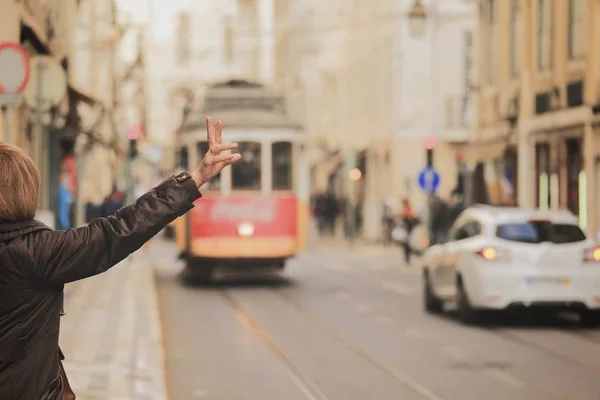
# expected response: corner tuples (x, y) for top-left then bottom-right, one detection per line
(181, 79), (303, 131)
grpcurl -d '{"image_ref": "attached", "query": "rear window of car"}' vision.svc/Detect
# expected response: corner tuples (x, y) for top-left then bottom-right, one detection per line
(496, 221), (586, 244)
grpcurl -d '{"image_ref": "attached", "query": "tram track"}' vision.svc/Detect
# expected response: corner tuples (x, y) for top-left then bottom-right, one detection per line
(222, 291), (331, 400)
(486, 326), (600, 376)
(222, 288), (446, 400)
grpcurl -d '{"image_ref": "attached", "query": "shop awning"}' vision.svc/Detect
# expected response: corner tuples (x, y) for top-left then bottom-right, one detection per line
(460, 134), (514, 165)
(68, 85), (100, 107)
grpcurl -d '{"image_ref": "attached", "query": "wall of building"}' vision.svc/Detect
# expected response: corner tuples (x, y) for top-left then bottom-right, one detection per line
(359, 0), (476, 241)
(475, 0), (600, 238)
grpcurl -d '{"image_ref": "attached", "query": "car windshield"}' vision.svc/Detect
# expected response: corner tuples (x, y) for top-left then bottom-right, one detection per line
(496, 221), (586, 244)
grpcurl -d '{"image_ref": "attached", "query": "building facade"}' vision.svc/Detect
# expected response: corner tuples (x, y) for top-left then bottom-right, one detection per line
(373, 0), (476, 242)
(126, 0), (274, 172)
(473, 0), (600, 238)
(274, 0), (476, 242)
(0, 0), (88, 228)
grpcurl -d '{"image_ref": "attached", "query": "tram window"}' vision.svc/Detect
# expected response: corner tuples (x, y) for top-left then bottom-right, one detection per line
(232, 142), (261, 190)
(197, 142), (221, 190)
(272, 142), (292, 190)
(178, 146), (188, 170)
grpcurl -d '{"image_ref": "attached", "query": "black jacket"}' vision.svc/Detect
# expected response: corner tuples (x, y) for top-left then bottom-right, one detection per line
(0, 176), (200, 399)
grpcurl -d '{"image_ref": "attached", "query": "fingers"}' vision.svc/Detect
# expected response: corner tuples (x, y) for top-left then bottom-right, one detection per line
(210, 142), (238, 155)
(205, 152), (240, 166)
(222, 153), (241, 165)
(215, 120), (223, 144)
(206, 117), (215, 146)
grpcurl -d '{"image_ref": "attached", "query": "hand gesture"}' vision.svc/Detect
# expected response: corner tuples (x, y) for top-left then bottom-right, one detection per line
(191, 117), (241, 188)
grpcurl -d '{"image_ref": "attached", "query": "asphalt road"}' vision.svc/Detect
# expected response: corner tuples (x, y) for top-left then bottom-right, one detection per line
(154, 242), (600, 400)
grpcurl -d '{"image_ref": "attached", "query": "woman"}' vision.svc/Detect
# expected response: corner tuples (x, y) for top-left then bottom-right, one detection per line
(0, 118), (240, 400)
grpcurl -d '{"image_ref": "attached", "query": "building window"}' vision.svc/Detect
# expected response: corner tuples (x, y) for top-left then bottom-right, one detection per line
(223, 16), (233, 63)
(176, 11), (191, 64)
(484, 0), (495, 84)
(232, 142), (261, 190)
(537, 0), (553, 71)
(272, 142), (293, 190)
(536, 143), (551, 209)
(509, 0), (522, 77)
(463, 31), (473, 127)
(568, 0), (586, 60)
(177, 146), (188, 170)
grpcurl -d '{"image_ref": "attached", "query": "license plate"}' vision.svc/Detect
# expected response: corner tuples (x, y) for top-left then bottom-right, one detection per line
(525, 277), (571, 287)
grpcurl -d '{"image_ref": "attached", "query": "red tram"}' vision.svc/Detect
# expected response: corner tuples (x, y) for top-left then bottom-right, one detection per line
(173, 80), (309, 280)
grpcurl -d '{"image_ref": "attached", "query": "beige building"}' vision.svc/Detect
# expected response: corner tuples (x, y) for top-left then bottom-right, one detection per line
(0, 0), (79, 220)
(472, 0), (600, 238)
(275, 0), (476, 241)
(0, 0), (132, 227)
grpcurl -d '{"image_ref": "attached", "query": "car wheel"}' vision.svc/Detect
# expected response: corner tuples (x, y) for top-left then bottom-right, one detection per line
(456, 282), (478, 325)
(423, 271), (443, 314)
(580, 310), (600, 328)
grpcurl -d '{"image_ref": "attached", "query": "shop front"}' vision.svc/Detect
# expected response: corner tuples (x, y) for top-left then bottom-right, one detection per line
(462, 133), (518, 207)
(532, 125), (586, 227)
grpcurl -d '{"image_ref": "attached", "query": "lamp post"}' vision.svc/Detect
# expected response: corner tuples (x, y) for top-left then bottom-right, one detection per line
(407, 0), (437, 243)
(408, 0), (428, 39)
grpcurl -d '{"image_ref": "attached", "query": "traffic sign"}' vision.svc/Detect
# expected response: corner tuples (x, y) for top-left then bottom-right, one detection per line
(23, 55), (67, 112)
(127, 125), (143, 140)
(0, 42), (31, 106)
(423, 133), (438, 150)
(418, 167), (441, 194)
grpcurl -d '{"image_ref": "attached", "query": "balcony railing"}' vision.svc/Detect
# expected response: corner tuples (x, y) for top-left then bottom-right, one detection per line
(21, 0), (70, 58)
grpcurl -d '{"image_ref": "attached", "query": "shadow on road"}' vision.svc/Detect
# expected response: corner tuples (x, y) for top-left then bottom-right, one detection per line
(435, 308), (599, 331)
(178, 268), (296, 290)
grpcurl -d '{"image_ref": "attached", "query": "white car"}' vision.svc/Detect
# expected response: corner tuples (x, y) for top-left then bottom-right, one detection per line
(421, 205), (600, 327)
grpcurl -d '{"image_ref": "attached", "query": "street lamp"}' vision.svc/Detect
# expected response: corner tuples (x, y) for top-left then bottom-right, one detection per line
(408, 0), (428, 39)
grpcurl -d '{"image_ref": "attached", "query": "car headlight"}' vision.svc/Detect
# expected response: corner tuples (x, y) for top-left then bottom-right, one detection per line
(238, 222), (255, 237)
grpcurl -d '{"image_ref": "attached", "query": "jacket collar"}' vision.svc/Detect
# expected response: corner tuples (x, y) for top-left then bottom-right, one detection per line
(0, 219), (53, 243)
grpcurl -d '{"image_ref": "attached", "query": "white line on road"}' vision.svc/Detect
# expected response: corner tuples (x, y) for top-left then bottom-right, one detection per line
(326, 264), (348, 271)
(382, 282), (416, 296)
(354, 303), (371, 314)
(440, 345), (469, 361)
(486, 369), (525, 388)
(404, 328), (428, 339)
(375, 314), (395, 325)
(367, 264), (388, 271)
(333, 291), (350, 301)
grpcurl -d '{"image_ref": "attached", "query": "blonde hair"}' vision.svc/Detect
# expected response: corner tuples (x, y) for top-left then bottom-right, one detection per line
(0, 143), (40, 221)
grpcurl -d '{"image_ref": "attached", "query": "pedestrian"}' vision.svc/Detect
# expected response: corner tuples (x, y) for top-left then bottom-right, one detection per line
(428, 194), (448, 245)
(0, 117), (240, 400)
(399, 198), (418, 264)
(324, 191), (339, 236)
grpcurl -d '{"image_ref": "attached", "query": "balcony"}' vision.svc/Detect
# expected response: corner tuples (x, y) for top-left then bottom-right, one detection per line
(20, 0), (71, 59)
(444, 95), (472, 142)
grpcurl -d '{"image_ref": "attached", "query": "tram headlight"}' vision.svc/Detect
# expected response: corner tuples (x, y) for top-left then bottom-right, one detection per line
(237, 222), (255, 237)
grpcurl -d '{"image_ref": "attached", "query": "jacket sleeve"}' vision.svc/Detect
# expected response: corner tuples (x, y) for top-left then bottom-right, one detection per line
(33, 176), (201, 285)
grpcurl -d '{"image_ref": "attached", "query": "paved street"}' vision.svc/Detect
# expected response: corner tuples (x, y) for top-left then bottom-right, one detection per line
(60, 252), (168, 400)
(154, 240), (600, 400)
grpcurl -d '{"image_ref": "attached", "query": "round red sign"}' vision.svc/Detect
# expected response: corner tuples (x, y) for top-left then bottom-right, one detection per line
(0, 42), (31, 94)
(423, 134), (438, 150)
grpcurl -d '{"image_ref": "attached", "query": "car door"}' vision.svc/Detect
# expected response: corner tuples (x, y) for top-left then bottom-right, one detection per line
(435, 221), (478, 298)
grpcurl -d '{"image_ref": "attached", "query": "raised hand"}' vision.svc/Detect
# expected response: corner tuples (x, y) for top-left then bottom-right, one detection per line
(191, 117), (241, 188)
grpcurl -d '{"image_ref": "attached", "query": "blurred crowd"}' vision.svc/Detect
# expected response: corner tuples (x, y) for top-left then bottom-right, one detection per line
(312, 189), (466, 264)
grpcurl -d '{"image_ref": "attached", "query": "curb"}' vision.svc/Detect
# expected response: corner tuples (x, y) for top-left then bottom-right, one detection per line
(131, 256), (169, 400)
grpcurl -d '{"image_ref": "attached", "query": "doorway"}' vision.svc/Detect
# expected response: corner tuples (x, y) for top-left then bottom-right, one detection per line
(565, 137), (584, 223)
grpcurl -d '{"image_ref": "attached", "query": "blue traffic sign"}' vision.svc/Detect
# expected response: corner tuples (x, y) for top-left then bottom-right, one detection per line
(418, 167), (441, 194)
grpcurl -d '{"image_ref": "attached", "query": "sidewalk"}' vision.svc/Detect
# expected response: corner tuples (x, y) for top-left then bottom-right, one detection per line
(306, 218), (401, 258)
(60, 247), (168, 400)
(314, 235), (402, 258)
